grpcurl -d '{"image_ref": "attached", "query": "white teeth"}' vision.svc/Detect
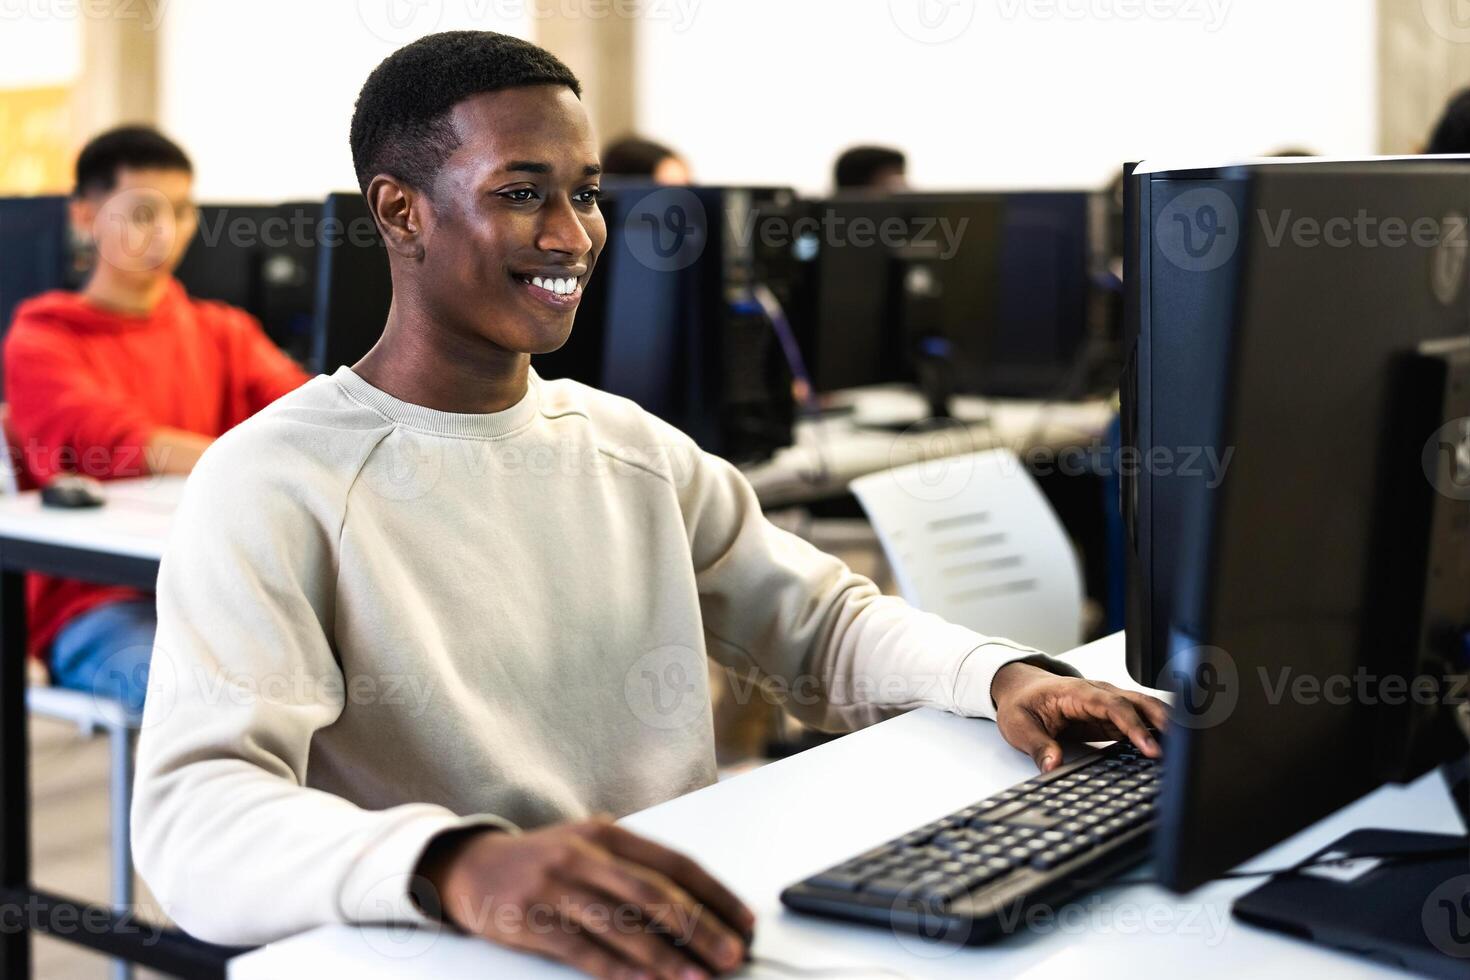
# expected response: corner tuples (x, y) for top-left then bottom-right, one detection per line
(526, 276), (577, 295)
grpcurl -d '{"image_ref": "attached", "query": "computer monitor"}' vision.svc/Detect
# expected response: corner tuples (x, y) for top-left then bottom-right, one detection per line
(309, 192), (392, 374)
(1122, 158), (1470, 896)
(554, 183), (798, 464)
(0, 196), (78, 354)
(786, 191), (1094, 402)
(175, 202), (322, 365)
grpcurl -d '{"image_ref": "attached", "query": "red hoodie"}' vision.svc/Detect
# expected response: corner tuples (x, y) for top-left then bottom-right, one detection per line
(2, 279), (312, 661)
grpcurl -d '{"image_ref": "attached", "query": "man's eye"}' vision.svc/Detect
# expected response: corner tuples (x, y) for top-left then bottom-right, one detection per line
(574, 188), (602, 205)
(502, 189), (537, 202)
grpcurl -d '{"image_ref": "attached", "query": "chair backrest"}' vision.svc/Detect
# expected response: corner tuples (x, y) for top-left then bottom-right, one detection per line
(850, 447), (1084, 654)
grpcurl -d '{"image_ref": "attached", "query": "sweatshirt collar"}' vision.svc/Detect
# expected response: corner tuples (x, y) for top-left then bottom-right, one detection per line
(331, 365), (541, 440)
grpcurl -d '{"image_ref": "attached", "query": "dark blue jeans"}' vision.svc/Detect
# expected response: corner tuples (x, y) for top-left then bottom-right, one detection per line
(49, 599), (156, 720)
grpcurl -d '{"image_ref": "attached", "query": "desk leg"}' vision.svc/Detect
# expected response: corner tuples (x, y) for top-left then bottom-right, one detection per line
(0, 566), (30, 977)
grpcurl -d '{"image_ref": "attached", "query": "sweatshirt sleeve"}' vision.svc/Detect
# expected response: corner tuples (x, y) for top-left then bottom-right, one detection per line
(131, 428), (516, 947)
(2, 321), (155, 480)
(676, 443), (1080, 732)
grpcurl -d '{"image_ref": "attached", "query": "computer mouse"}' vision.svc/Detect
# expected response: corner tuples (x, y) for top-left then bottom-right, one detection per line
(40, 475), (106, 509)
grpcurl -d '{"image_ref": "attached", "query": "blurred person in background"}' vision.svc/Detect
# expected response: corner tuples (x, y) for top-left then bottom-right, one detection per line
(601, 134), (692, 184)
(833, 144), (908, 192)
(1, 125), (311, 715)
(1426, 88), (1470, 154)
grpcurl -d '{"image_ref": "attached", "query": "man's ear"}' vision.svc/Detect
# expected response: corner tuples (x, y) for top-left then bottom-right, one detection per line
(366, 175), (426, 260)
(68, 195), (97, 241)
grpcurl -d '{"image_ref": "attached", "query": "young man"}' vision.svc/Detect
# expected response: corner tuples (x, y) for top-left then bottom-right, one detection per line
(2, 126), (310, 715)
(132, 32), (1168, 980)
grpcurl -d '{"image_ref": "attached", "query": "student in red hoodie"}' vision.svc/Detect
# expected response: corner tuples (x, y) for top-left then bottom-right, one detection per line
(2, 125), (311, 716)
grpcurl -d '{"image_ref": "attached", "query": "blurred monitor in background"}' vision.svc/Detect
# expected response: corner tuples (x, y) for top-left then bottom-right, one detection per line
(832, 145), (908, 192)
(1425, 87), (1470, 154)
(601, 135), (692, 185)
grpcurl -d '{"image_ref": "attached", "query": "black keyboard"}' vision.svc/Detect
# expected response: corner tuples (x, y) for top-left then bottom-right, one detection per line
(780, 741), (1160, 945)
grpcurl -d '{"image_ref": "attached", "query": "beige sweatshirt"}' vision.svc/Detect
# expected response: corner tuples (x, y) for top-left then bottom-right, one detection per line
(131, 366), (1076, 947)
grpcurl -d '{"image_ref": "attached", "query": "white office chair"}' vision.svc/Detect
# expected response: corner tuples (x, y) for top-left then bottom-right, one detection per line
(1, 405), (137, 980)
(850, 447), (1084, 655)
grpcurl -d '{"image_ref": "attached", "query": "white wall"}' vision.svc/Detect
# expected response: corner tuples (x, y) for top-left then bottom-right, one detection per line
(159, 0), (533, 202)
(636, 0), (1379, 194)
(155, 0), (1379, 200)
(0, 16), (78, 88)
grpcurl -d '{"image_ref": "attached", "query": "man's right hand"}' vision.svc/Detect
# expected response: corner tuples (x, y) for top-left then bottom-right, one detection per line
(416, 816), (754, 980)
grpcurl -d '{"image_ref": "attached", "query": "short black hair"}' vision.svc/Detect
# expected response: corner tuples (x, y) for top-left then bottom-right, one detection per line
(834, 145), (906, 190)
(74, 125), (192, 198)
(602, 136), (679, 178)
(1427, 88), (1470, 155)
(350, 30), (581, 197)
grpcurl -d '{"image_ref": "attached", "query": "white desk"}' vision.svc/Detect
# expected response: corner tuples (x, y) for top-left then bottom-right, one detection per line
(229, 633), (1463, 978)
(0, 475), (183, 561)
(743, 388), (1115, 508)
(0, 474), (243, 978)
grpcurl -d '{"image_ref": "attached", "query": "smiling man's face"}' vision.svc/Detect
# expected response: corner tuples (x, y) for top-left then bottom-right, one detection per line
(416, 84), (606, 356)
